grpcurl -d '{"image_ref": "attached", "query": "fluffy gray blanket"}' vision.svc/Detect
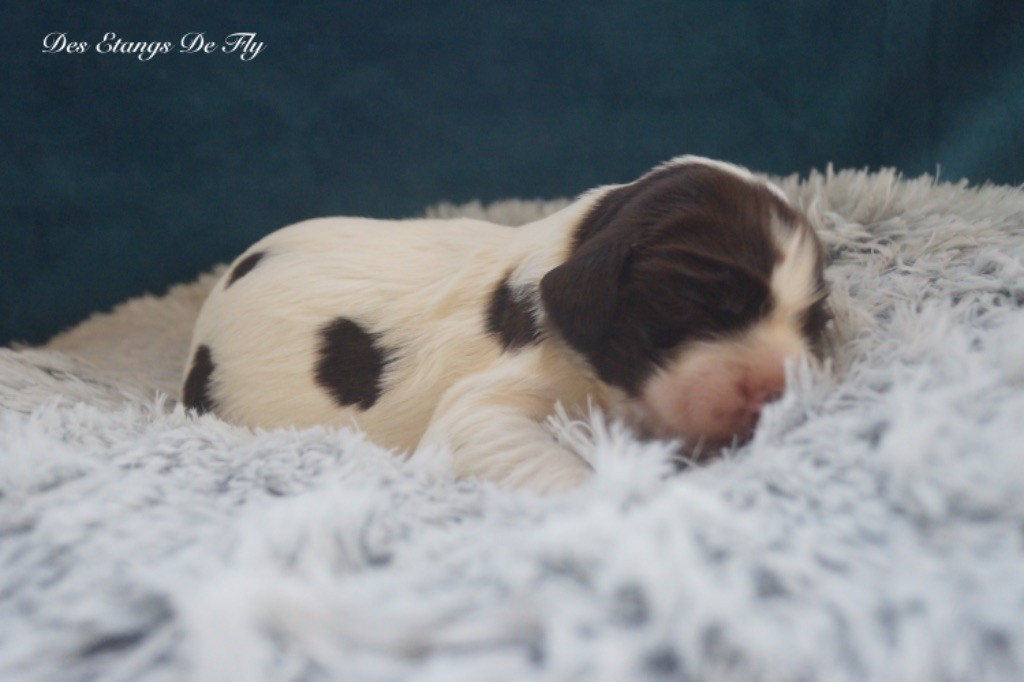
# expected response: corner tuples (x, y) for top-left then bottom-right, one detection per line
(3, 168), (1024, 681)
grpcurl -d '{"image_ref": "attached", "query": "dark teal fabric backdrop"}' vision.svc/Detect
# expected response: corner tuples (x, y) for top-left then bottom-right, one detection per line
(3, 1), (1023, 346)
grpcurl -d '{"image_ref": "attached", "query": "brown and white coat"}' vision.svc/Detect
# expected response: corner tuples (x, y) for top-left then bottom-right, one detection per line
(183, 156), (829, 492)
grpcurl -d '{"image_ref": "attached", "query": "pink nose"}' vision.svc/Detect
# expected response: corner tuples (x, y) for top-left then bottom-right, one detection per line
(735, 370), (786, 434)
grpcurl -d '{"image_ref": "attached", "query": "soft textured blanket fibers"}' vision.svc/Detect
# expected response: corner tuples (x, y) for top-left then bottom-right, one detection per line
(2, 168), (1024, 681)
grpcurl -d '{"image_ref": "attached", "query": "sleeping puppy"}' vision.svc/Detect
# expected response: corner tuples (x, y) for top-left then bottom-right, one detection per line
(183, 156), (829, 492)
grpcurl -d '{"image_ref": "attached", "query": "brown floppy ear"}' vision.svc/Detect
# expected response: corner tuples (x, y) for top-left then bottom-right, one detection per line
(540, 239), (631, 355)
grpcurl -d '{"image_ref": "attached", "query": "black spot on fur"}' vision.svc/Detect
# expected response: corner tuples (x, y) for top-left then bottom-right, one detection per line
(485, 274), (540, 351)
(541, 162), (825, 395)
(225, 251), (265, 288)
(182, 345), (216, 414)
(314, 317), (391, 410)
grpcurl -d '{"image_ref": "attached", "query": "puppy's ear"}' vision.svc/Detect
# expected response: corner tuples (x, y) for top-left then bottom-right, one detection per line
(540, 182), (643, 354)
(540, 239), (631, 355)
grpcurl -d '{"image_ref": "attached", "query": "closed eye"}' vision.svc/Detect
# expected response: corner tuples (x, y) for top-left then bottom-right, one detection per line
(801, 295), (832, 341)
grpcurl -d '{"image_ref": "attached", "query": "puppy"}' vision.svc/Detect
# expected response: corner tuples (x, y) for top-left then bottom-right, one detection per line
(182, 156), (829, 492)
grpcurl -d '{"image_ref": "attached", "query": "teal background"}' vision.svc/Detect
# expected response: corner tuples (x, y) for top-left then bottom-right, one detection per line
(3, 2), (1023, 346)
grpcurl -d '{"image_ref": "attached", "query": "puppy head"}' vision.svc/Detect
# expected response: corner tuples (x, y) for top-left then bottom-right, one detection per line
(541, 156), (829, 450)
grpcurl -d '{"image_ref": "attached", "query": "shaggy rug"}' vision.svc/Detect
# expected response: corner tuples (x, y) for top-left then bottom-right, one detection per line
(2, 168), (1024, 681)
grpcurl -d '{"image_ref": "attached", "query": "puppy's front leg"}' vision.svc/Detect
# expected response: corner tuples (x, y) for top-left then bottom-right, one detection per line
(419, 353), (594, 493)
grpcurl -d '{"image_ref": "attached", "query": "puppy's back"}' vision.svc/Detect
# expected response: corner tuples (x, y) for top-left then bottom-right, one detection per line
(183, 216), (517, 447)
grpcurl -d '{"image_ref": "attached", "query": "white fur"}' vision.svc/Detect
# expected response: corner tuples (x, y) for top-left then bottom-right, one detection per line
(189, 205), (602, 493)
(187, 159), (821, 492)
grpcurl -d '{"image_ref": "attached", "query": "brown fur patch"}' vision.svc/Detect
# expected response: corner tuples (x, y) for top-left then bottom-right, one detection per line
(313, 317), (392, 410)
(542, 162), (825, 394)
(183, 345), (217, 414)
(485, 273), (540, 351)
(225, 251), (266, 288)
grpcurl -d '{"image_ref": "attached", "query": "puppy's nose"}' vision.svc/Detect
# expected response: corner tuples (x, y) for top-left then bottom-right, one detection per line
(748, 385), (783, 410)
(742, 363), (786, 403)
(736, 367), (787, 433)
